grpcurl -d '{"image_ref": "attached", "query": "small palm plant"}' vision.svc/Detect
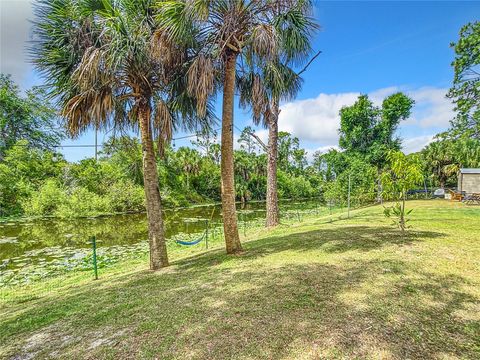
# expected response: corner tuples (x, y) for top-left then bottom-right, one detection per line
(32, 0), (213, 269)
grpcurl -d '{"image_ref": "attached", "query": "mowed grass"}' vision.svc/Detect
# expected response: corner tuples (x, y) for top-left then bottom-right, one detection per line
(1, 200), (479, 359)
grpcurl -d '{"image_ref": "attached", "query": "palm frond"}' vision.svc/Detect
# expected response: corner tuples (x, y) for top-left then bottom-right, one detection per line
(187, 55), (215, 117)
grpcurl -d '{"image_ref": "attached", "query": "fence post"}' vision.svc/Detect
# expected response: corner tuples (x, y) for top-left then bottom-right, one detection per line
(243, 214), (246, 237)
(91, 235), (98, 280)
(205, 220), (209, 249)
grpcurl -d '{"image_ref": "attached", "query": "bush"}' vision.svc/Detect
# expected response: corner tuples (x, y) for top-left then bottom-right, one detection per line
(105, 180), (145, 213)
(23, 179), (66, 216)
(289, 176), (316, 198)
(55, 187), (110, 218)
(278, 171), (316, 199)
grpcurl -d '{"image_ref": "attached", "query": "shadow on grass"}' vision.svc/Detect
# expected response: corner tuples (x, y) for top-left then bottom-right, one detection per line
(2, 225), (478, 359)
(177, 225), (444, 270)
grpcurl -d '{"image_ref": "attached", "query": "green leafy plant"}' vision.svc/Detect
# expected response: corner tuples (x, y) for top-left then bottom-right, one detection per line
(382, 151), (423, 232)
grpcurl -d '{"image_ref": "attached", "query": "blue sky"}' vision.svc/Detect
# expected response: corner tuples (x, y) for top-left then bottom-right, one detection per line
(1, 1), (478, 161)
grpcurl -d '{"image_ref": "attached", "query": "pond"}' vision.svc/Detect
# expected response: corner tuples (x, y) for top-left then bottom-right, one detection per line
(0, 200), (328, 286)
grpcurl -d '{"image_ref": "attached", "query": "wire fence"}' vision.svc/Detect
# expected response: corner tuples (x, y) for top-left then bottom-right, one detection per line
(0, 197), (377, 302)
(3, 188), (442, 303)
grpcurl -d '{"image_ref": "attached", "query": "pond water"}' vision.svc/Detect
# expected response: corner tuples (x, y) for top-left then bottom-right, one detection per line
(0, 200), (326, 286)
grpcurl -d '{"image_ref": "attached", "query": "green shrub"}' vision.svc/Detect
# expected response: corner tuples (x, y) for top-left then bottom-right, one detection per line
(105, 180), (145, 213)
(23, 179), (66, 216)
(55, 187), (109, 218)
(278, 171), (316, 199)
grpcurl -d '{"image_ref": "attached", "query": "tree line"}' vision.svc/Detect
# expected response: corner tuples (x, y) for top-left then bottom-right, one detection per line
(0, 130), (323, 219)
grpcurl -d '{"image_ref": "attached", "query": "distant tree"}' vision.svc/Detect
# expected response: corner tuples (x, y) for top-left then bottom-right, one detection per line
(210, 144), (221, 165)
(102, 136), (144, 186)
(339, 93), (414, 169)
(323, 154), (377, 207)
(382, 151), (423, 232)
(0, 75), (63, 159)
(191, 129), (218, 159)
(421, 137), (456, 188)
(313, 149), (346, 182)
(278, 131), (301, 172)
(447, 21), (480, 138)
(176, 147), (201, 189)
(238, 126), (258, 154)
(420, 134), (480, 187)
(292, 148), (308, 175)
(0, 140), (66, 215)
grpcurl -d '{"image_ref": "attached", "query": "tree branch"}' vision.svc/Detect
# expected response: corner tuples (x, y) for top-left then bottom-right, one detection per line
(297, 50), (322, 76)
(246, 130), (268, 152)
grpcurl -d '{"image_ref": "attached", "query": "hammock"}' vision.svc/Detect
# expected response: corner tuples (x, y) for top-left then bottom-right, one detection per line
(175, 208), (215, 246)
(175, 230), (206, 246)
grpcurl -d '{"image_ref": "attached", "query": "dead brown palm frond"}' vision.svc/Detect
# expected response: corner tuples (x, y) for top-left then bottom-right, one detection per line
(187, 55), (215, 117)
(62, 86), (115, 138)
(154, 99), (173, 158)
(263, 102), (274, 125)
(150, 29), (185, 71)
(251, 24), (278, 60)
(252, 74), (268, 124)
(72, 47), (105, 91)
(62, 92), (91, 137)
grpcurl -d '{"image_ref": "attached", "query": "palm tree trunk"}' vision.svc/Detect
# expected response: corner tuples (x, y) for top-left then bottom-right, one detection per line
(221, 51), (242, 254)
(138, 100), (169, 269)
(266, 100), (280, 227)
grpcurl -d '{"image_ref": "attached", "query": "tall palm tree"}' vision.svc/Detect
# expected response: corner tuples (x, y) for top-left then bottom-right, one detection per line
(156, 0), (306, 253)
(238, 1), (317, 227)
(32, 0), (212, 269)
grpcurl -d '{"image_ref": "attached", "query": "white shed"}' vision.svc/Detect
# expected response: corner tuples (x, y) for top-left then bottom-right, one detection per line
(458, 168), (480, 194)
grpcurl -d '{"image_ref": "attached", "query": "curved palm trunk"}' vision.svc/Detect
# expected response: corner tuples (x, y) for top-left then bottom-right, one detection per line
(138, 100), (169, 269)
(266, 100), (280, 227)
(221, 51), (242, 253)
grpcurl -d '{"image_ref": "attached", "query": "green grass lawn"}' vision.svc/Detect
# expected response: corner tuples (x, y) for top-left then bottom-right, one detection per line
(1, 200), (479, 359)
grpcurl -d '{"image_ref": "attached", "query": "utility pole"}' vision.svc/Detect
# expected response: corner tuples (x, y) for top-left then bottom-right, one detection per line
(94, 126), (98, 162)
(347, 173), (351, 219)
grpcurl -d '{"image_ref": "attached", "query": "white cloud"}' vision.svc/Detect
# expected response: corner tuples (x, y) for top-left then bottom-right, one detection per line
(276, 86), (454, 152)
(402, 134), (435, 154)
(369, 86), (401, 103)
(0, 0), (34, 86)
(408, 87), (455, 128)
(278, 92), (359, 145)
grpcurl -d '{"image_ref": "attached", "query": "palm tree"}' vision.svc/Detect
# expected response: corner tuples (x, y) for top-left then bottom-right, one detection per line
(156, 0), (308, 253)
(239, 63), (301, 226)
(237, 2), (317, 227)
(423, 140), (456, 188)
(32, 0), (212, 269)
(176, 147), (201, 189)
